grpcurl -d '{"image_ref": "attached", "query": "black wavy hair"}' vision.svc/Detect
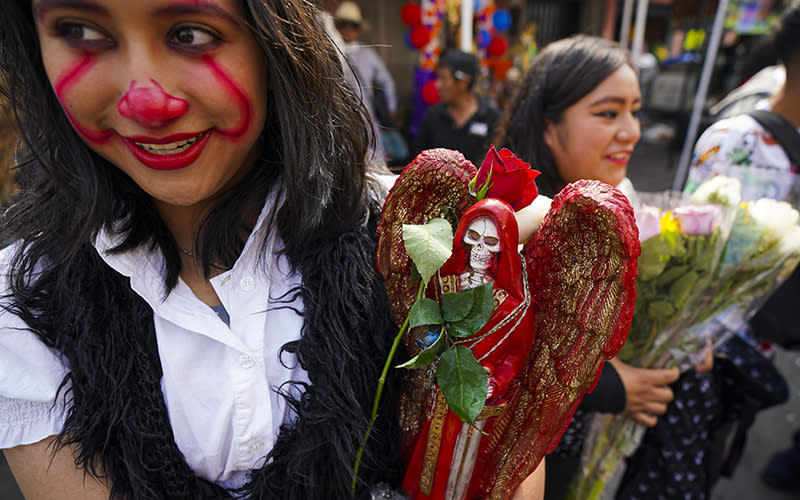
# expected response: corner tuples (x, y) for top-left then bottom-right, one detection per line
(0, 0), (373, 287)
(775, 0), (800, 80)
(438, 49), (480, 91)
(495, 34), (635, 197)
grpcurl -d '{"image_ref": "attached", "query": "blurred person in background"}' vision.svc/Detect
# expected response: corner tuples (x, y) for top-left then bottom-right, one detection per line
(415, 49), (501, 167)
(690, 1), (800, 493)
(334, 1), (400, 163)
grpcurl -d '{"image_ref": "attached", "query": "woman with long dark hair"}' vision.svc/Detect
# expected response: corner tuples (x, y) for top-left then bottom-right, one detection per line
(0, 1), (401, 498)
(496, 35), (682, 500)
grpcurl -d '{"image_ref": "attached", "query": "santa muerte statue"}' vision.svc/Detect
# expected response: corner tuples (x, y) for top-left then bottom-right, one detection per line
(371, 147), (641, 500)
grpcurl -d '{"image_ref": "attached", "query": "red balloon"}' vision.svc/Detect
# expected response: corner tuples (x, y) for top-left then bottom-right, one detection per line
(421, 80), (440, 105)
(400, 3), (422, 26)
(487, 35), (509, 57)
(409, 25), (431, 49)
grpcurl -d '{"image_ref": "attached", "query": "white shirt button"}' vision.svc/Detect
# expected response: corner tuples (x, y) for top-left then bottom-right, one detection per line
(240, 276), (256, 291)
(239, 353), (255, 368)
(250, 439), (265, 453)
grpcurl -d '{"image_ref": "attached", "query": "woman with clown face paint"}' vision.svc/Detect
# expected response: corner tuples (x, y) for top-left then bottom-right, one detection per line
(0, 0), (403, 499)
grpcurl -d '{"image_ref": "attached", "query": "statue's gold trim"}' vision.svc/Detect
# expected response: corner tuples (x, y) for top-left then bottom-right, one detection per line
(420, 391), (450, 494)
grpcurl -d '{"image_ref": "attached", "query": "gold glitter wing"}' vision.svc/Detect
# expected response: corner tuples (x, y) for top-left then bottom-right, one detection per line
(376, 148), (477, 330)
(476, 179), (641, 499)
(375, 148), (478, 446)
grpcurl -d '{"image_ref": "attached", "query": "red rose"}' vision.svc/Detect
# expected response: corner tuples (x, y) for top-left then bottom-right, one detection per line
(474, 146), (540, 211)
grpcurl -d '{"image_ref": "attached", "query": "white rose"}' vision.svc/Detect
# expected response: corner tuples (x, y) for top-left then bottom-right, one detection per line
(748, 198), (800, 240)
(690, 175), (742, 207)
(777, 225), (800, 255)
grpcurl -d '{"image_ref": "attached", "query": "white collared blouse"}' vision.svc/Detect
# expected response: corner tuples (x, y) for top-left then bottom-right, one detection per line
(0, 197), (308, 490)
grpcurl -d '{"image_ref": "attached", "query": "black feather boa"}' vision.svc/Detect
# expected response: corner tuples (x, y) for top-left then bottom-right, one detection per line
(6, 201), (403, 499)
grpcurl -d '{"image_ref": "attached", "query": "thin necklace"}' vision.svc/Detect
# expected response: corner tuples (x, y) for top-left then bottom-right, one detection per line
(181, 248), (228, 270)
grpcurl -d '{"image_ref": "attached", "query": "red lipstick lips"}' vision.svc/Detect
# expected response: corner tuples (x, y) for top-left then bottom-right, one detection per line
(121, 130), (212, 171)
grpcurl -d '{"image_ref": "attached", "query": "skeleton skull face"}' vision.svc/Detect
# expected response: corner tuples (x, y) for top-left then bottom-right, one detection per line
(463, 216), (501, 271)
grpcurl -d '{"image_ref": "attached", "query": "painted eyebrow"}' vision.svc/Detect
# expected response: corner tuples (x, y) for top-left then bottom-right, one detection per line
(35, 0), (110, 20)
(153, 2), (240, 26)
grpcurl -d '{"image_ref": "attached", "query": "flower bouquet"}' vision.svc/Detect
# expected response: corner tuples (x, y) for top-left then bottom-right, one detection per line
(621, 191), (735, 369)
(569, 169), (800, 500)
(682, 169), (800, 353)
(567, 182), (736, 500)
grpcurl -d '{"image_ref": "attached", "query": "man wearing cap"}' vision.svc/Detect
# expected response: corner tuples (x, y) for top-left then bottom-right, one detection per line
(414, 49), (502, 166)
(334, 1), (398, 160)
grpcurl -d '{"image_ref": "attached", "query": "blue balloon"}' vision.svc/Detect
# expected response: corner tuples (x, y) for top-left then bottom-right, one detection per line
(474, 0), (481, 12)
(493, 10), (511, 32)
(477, 29), (491, 49)
(404, 29), (414, 50)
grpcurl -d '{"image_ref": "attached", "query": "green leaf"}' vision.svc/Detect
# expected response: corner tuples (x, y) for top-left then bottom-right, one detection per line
(449, 282), (495, 338)
(638, 235), (674, 281)
(476, 167), (493, 201)
(638, 231), (686, 281)
(441, 289), (474, 323)
(409, 298), (444, 328)
(396, 328), (446, 369)
(410, 263), (422, 286)
(653, 264), (690, 287)
(669, 270), (699, 310)
(670, 232), (688, 258)
(648, 300), (676, 318)
(403, 219), (454, 285)
(690, 231), (718, 273)
(436, 345), (488, 425)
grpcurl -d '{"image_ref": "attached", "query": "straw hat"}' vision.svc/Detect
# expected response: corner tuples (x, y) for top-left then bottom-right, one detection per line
(335, 1), (366, 28)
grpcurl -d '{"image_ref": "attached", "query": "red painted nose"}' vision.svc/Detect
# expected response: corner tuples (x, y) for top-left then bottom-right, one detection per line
(118, 79), (188, 128)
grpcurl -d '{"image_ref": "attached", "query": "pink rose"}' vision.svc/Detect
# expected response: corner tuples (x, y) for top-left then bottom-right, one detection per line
(635, 205), (662, 242)
(673, 204), (722, 235)
(474, 145), (540, 211)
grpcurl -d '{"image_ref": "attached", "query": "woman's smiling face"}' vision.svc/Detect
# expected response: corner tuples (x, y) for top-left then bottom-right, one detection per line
(543, 64), (642, 188)
(34, 0), (268, 210)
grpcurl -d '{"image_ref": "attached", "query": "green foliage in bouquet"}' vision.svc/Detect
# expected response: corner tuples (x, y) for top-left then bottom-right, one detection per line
(619, 206), (725, 368)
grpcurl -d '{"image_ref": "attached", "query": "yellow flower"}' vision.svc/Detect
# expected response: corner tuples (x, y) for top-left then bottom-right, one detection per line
(660, 212), (680, 233)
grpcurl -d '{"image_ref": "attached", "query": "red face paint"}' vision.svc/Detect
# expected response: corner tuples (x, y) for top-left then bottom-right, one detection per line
(54, 49), (254, 172)
(203, 55), (251, 140)
(54, 53), (114, 144)
(118, 79), (189, 128)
